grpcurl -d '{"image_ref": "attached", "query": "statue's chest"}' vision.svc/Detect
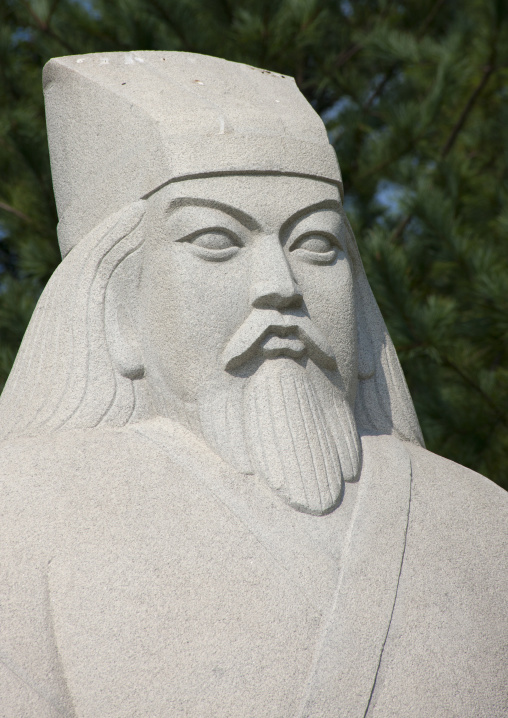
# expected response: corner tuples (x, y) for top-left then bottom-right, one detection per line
(47, 475), (324, 717)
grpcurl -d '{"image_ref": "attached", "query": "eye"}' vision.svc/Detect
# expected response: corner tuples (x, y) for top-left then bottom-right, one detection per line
(188, 231), (239, 250)
(179, 229), (242, 261)
(294, 234), (333, 253)
(289, 232), (339, 263)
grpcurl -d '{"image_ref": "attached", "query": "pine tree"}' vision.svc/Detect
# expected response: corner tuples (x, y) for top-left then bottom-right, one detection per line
(1, 0), (507, 488)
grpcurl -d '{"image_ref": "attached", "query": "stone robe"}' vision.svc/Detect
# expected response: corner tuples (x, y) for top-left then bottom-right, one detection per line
(0, 420), (506, 717)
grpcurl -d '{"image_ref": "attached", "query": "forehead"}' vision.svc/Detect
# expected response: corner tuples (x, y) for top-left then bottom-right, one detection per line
(151, 174), (341, 228)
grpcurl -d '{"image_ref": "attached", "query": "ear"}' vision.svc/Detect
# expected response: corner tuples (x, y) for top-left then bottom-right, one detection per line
(354, 273), (424, 446)
(106, 301), (145, 380)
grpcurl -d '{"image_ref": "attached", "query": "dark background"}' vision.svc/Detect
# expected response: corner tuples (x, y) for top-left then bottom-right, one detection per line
(1, 0), (507, 489)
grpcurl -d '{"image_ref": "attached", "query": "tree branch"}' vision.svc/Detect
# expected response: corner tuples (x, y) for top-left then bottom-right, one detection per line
(442, 355), (507, 426)
(20, 0), (75, 54)
(363, 67), (396, 110)
(417, 0), (446, 38)
(335, 43), (362, 69)
(389, 214), (412, 242)
(441, 64), (495, 158)
(362, 2), (445, 114)
(47, 0), (61, 25)
(0, 202), (32, 224)
(333, 2), (397, 74)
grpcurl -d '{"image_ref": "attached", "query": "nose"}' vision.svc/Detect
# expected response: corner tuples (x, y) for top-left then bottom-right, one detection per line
(250, 235), (303, 310)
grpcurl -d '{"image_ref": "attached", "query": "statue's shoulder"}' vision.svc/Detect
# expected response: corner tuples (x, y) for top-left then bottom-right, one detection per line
(0, 430), (82, 498)
(402, 441), (507, 565)
(406, 440), (507, 509)
(0, 426), (132, 480)
(0, 425), (176, 516)
(0, 420), (201, 511)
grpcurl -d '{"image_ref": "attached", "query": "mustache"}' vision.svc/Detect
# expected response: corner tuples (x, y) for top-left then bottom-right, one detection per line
(221, 309), (337, 372)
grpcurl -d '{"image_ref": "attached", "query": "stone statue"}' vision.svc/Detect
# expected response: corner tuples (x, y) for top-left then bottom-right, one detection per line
(0, 52), (506, 718)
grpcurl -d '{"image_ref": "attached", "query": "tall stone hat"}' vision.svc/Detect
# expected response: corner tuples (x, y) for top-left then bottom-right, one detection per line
(43, 51), (343, 257)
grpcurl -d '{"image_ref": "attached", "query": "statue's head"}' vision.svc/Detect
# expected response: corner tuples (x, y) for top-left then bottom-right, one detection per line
(0, 52), (423, 515)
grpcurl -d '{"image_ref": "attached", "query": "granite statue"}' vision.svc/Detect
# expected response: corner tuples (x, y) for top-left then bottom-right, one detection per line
(0, 52), (506, 718)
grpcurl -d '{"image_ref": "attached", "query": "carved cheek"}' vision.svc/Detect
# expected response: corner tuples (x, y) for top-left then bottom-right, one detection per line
(139, 240), (251, 396)
(292, 258), (357, 382)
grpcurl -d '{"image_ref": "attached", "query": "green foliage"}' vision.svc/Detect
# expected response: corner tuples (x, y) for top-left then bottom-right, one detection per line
(1, 0), (507, 488)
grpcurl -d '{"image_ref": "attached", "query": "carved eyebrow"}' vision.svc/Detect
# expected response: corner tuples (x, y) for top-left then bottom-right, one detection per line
(167, 197), (260, 231)
(166, 197), (342, 234)
(280, 200), (342, 237)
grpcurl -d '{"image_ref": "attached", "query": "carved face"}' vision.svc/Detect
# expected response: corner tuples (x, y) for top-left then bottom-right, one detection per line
(138, 175), (357, 411)
(138, 174), (358, 415)
(135, 174), (361, 512)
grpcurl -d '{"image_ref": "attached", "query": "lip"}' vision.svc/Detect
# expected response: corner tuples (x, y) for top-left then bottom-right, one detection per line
(260, 333), (306, 360)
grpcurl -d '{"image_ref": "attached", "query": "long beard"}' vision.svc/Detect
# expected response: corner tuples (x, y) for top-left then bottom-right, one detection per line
(198, 358), (361, 516)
